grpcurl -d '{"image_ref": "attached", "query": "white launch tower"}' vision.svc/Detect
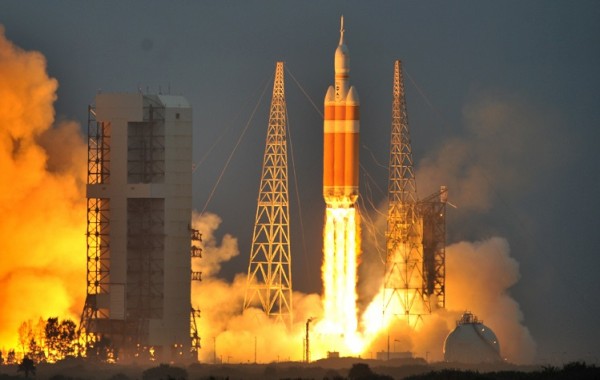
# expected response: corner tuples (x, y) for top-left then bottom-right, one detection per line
(81, 93), (196, 362)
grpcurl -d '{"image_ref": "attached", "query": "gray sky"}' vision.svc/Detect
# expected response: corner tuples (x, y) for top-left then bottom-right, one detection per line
(2, 0), (599, 364)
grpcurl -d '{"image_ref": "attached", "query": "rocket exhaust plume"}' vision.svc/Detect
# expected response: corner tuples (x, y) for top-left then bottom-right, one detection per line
(0, 25), (86, 349)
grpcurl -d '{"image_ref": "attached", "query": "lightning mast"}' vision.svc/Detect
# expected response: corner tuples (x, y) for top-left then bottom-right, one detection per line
(383, 60), (428, 325)
(244, 62), (293, 326)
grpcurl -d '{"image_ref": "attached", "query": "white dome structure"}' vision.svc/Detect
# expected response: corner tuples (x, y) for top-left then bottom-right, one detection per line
(443, 312), (502, 363)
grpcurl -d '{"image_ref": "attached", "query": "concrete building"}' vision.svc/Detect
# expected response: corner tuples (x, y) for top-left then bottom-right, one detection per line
(81, 93), (194, 362)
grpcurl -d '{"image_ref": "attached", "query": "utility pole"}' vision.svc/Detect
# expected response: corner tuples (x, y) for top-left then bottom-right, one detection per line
(394, 339), (401, 353)
(387, 332), (390, 361)
(305, 318), (313, 363)
(254, 336), (257, 364)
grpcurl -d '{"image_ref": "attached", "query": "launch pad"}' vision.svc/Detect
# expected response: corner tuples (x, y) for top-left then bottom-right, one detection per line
(77, 16), (447, 363)
(243, 17), (447, 360)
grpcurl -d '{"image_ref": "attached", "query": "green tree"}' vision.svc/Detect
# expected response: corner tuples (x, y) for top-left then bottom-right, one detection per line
(17, 357), (36, 378)
(29, 337), (46, 363)
(348, 363), (374, 380)
(347, 363), (392, 380)
(18, 320), (34, 355)
(33, 317), (47, 353)
(6, 349), (16, 365)
(45, 317), (60, 361)
(142, 364), (187, 380)
(45, 317), (77, 361)
(57, 319), (76, 357)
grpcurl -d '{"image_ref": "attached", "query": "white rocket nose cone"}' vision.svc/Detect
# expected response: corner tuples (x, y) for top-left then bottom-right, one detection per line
(335, 45), (350, 74)
(325, 86), (335, 103)
(346, 86), (359, 105)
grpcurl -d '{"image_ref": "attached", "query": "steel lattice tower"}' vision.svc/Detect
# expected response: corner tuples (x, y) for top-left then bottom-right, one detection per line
(419, 187), (447, 310)
(383, 60), (428, 325)
(79, 106), (111, 349)
(244, 62), (293, 326)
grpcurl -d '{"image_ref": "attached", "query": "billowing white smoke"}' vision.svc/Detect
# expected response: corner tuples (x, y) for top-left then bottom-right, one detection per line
(0, 25), (87, 350)
(191, 211), (239, 278)
(357, 91), (549, 364)
(358, 236), (535, 364)
(445, 238), (536, 363)
(410, 91), (557, 363)
(191, 211), (323, 363)
(417, 90), (562, 211)
(413, 91), (551, 363)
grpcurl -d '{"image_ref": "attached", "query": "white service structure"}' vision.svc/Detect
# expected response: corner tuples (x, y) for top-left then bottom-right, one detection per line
(84, 93), (193, 362)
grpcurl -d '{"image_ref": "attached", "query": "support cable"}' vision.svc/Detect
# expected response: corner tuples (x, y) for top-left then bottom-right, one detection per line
(404, 70), (450, 131)
(357, 180), (386, 265)
(362, 143), (388, 169)
(405, 67), (546, 257)
(199, 76), (271, 215)
(359, 163), (386, 198)
(194, 75), (271, 173)
(286, 66), (324, 119)
(284, 64), (325, 287)
(286, 111), (313, 288)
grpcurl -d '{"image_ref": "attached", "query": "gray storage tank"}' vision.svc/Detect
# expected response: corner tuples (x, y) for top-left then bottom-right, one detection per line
(443, 311), (502, 363)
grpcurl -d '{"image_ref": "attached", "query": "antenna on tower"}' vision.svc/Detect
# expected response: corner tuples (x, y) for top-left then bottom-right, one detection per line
(243, 62), (293, 327)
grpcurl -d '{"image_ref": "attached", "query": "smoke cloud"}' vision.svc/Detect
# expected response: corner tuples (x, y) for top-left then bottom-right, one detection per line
(355, 91), (547, 364)
(357, 236), (535, 363)
(416, 90), (562, 212)
(191, 211), (239, 278)
(191, 211), (324, 363)
(445, 238), (536, 363)
(405, 91), (543, 363)
(0, 26), (87, 350)
(190, 210), (536, 363)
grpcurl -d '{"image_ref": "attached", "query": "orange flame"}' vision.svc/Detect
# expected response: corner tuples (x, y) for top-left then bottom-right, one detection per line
(0, 26), (86, 352)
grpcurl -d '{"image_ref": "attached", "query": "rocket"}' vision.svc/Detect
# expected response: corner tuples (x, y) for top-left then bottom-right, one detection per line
(323, 16), (360, 208)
